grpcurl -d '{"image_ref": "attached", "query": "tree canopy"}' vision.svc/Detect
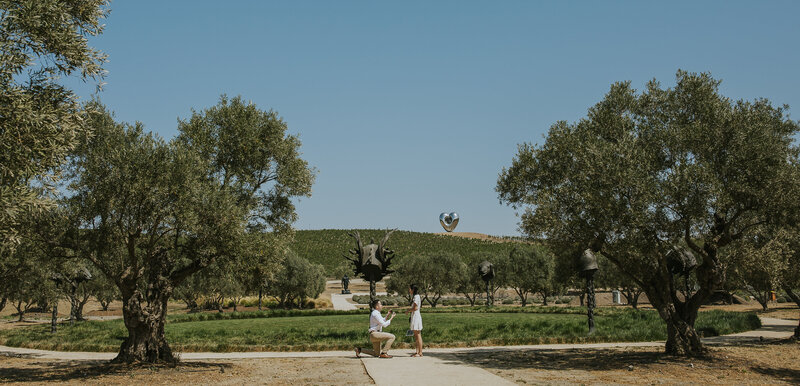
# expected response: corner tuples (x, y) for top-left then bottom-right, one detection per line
(497, 70), (800, 355)
(55, 97), (315, 363)
(0, 0), (108, 248)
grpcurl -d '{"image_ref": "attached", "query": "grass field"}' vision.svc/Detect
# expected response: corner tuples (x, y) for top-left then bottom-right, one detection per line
(0, 308), (760, 352)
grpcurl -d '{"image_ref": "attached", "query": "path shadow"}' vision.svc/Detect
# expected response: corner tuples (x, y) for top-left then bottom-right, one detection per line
(703, 322), (795, 346)
(751, 366), (800, 384)
(0, 360), (230, 383)
(426, 338), (799, 384)
(0, 350), (43, 359)
(428, 349), (668, 372)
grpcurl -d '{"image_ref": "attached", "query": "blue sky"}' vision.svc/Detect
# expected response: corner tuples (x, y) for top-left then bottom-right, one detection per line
(70, 1), (800, 236)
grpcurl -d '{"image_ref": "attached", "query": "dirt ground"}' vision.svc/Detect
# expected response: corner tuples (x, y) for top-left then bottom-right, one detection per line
(458, 339), (800, 385)
(0, 356), (372, 385)
(1, 340), (798, 384)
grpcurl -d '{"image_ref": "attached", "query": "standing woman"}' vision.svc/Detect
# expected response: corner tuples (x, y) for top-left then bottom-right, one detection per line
(406, 284), (423, 357)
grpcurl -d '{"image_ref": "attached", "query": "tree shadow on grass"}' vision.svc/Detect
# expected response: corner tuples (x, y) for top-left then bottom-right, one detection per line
(0, 359), (231, 383)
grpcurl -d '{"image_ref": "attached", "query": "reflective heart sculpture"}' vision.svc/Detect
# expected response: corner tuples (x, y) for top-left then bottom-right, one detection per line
(439, 212), (459, 232)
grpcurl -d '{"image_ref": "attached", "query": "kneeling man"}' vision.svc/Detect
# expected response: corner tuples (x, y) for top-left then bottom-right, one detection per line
(355, 299), (396, 358)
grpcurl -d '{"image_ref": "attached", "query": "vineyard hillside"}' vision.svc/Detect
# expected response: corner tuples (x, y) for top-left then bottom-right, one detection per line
(291, 229), (527, 276)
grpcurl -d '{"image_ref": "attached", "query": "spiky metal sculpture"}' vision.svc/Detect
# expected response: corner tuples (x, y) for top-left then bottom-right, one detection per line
(344, 229), (396, 303)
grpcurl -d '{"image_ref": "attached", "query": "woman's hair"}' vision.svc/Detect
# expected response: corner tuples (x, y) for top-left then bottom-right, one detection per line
(370, 299), (381, 310)
(410, 284), (419, 296)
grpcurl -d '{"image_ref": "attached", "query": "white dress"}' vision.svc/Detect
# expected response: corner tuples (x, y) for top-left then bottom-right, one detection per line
(409, 294), (423, 331)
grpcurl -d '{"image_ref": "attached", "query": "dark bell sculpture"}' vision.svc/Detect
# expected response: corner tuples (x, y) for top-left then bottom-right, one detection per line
(579, 248), (599, 276)
(666, 245), (697, 276)
(578, 247), (600, 334)
(478, 260), (495, 306)
(478, 261), (495, 282)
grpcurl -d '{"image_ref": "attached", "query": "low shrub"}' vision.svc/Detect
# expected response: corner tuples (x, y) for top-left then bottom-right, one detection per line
(502, 299), (514, 305)
(441, 298), (470, 306)
(313, 298), (332, 308)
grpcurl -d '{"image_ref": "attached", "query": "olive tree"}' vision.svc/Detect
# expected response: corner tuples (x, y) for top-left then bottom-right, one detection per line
(783, 246), (800, 338)
(0, 0), (107, 249)
(387, 252), (462, 307)
(61, 98), (314, 363)
(454, 252), (485, 306)
(768, 225), (800, 338)
(0, 240), (54, 321)
(87, 270), (119, 312)
(266, 251), (325, 308)
(385, 260), (416, 305)
(497, 71), (799, 356)
(728, 229), (790, 311)
(507, 245), (559, 306)
(595, 255), (644, 309)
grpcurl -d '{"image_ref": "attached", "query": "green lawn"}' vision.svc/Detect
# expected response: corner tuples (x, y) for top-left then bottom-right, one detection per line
(0, 308), (760, 352)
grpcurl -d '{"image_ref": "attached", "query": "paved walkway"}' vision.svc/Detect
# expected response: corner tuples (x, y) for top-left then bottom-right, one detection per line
(330, 291), (388, 311)
(361, 353), (516, 386)
(0, 317), (795, 386)
(326, 277), (388, 311)
(330, 293), (359, 310)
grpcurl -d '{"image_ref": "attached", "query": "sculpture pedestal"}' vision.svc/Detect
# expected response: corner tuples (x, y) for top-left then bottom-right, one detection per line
(341, 290), (351, 294)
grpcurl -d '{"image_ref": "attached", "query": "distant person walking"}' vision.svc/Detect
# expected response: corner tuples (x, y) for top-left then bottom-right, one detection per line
(355, 299), (396, 358)
(406, 284), (424, 357)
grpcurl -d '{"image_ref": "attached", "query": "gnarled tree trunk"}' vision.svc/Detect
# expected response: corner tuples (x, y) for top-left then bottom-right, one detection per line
(462, 293), (478, 307)
(51, 303), (58, 333)
(539, 289), (551, 306)
(114, 283), (175, 363)
(622, 288), (642, 309)
(659, 304), (704, 355)
(783, 286), (800, 339)
(645, 276), (708, 356)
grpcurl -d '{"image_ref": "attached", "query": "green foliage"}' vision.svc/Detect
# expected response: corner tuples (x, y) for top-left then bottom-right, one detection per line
(497, 70), (800, 354)
(85, 267), (117, 311)
(266, 251), (326, 308)
(53, 96), (316, 362)
(728, 226), (793, 311)
(386, 252), (463, 307)
(454, 251), (488, 306)
(176, 95), (315, 236)
(507, 245), (561, 306)
(0, 239), (55, 321)
(0, 308), (760, 352)
(292, 229), (517, 276)
(0, 0), (108, 248)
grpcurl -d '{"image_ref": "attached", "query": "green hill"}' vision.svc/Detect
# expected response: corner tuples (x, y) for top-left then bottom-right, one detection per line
(290, 229), (522, 276)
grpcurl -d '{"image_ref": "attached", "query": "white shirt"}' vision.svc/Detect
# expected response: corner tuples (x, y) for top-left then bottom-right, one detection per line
(369, 309), (391, 332)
